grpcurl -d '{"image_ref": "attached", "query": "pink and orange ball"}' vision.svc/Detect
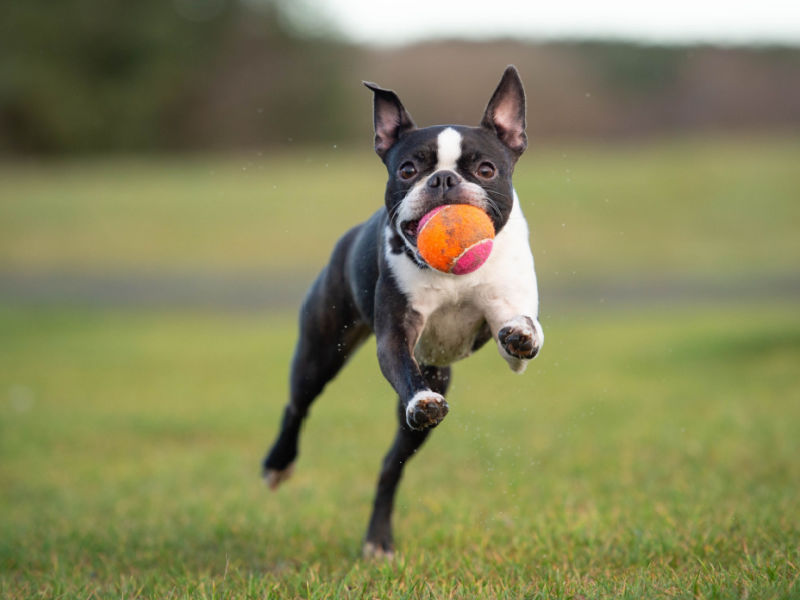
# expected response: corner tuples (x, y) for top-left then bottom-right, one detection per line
(416, 204), (495, 275)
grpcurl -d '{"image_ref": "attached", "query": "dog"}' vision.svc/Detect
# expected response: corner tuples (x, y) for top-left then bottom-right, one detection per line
(262, 65), (544, 558)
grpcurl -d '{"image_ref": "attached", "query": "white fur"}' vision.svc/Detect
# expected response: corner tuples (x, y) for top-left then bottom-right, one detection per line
(386, 191), (543, 371)
(407, 390), (446, 412)
(435, 127), (462, 171)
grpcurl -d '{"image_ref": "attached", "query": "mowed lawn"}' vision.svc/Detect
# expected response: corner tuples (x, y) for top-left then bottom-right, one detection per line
(1, 137), (800, 598)
(1, 305), (798, 598)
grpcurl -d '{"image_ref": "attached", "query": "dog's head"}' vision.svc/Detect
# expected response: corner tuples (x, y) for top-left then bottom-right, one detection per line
(365, 66), (527, 259)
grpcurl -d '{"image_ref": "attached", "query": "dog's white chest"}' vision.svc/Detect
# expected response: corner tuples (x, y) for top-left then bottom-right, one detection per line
(414, 302), (484, 366)
(385, 192), (540, 368)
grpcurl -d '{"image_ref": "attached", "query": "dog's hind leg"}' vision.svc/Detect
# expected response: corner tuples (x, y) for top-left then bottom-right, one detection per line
(363, 365), (451, 559)
(262, 264), (370, 490)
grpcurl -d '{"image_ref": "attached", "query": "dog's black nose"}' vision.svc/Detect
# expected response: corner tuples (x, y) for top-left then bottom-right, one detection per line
(427, 170), (461, 190)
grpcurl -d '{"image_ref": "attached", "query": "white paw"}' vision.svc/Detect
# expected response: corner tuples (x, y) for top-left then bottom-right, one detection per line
(405, 391), (449, 430)
(497, 316), (543, 372)
(362, 541), (395, 561)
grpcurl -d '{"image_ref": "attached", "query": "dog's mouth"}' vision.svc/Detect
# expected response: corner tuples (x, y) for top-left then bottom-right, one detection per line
(399, 206), (446, 247)
(400, 219), (420, 245)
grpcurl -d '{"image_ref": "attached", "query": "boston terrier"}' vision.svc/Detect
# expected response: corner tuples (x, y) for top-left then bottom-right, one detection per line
(262, 66), (544, 558)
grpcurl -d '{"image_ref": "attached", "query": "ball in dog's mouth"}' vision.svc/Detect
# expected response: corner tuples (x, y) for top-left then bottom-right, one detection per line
(415, 204), (495, 275)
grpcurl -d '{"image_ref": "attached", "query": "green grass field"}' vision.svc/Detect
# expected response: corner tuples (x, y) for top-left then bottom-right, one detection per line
(1, 305), (798, 598)
(1, 137), (799, 598)
(2, 136), (799, 282)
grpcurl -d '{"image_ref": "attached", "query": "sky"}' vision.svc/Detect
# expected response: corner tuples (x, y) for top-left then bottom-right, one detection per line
(281, 0), (800, 46)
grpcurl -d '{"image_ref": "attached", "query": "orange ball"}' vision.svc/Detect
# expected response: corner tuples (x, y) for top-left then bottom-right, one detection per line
(416, 204), (495, 275)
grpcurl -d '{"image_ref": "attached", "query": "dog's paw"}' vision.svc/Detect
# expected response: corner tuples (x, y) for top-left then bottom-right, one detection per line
(498, 316), (542, 361)
(362, 540), (395, 561)
(263, 462), (295, 491)
(405, 391), (449, 430)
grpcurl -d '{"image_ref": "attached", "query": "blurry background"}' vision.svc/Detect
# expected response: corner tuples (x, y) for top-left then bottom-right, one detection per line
(2, 1), (799, 596)
(1, 0), (799, 305)
(2, 0), (800, 154)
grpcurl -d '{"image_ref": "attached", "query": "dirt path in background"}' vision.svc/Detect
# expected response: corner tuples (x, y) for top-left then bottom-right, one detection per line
(0, 269), (798, 312)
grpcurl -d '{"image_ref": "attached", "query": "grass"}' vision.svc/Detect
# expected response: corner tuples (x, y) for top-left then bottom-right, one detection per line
(1, 135), (799, 597)
(1, 303), (799, 598)
(1, 136), (799, 282)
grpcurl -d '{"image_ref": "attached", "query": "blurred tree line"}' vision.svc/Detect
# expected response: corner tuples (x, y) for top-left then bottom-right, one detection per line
(1, 0), (799, 155)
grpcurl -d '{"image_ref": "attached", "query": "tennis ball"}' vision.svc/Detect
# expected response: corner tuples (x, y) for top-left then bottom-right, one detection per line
(416, 204), (495, 275)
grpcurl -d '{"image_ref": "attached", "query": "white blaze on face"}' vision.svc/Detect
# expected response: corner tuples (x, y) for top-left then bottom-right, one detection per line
(435, 127), (462, 171)
(394, 126), (485, 240)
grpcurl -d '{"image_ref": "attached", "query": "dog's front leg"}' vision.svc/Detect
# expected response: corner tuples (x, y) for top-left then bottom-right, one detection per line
(366, 276), (449, 558)
(481, 285), (544, 374)
(374, 278), (449, 430)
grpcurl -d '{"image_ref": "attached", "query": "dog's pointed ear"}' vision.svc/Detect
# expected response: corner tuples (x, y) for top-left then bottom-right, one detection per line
(480, 65), (527, 158)
(364, 81), (416, 159)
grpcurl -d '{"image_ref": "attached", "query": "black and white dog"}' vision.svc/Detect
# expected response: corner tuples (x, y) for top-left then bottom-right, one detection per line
(262, 66), (544, 558)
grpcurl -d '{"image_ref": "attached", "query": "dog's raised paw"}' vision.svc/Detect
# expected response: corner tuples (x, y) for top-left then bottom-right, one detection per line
(498, 316), (540, 360)
(263, 462), (295, 491)
(405, 391), (449, 430)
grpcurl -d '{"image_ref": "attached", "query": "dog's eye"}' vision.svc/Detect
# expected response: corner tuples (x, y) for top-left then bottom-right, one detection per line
(399, 162), (417, 180)
(476, 162), (496, 179)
